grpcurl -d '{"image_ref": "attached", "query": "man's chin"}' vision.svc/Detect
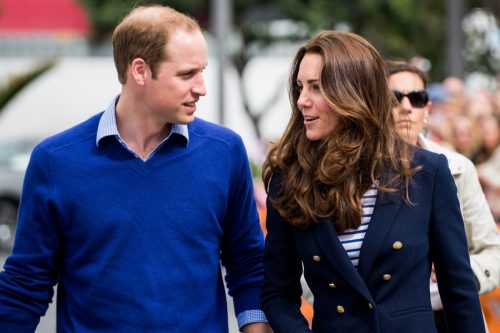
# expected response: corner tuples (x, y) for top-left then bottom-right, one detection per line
(174, 114), (196, 125)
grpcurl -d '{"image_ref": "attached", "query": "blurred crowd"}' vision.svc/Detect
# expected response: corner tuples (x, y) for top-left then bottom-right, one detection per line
(424, 75), (500, 223)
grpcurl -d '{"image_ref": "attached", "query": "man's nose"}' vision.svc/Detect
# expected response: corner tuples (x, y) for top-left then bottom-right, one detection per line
(193, 76), (206, 96)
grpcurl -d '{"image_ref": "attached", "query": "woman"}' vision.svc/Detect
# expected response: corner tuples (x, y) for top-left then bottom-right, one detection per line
(387, 60), (500, 332)
(472, 113), (500, 165)
(261, 31), (485, 333)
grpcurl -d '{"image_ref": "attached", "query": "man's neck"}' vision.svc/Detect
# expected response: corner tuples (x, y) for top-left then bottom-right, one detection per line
(115, 93), (171, 160)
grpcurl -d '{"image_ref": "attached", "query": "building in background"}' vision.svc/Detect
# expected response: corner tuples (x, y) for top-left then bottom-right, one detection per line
(0, 0), (90, 57)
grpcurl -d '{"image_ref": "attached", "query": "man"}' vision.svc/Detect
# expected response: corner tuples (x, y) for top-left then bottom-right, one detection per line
(0, 5), (271, 333)
(387, 60), (500, 332)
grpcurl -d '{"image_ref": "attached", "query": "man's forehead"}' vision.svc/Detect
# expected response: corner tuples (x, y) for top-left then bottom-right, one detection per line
(161, 53), (207, 71)
(162, 30), (207, 65)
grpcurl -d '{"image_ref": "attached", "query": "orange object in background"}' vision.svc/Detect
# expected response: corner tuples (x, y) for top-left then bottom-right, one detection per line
(258, 206), (267, 236)
(482, 287), (500, 333)
(300, 297), (314, 327)
(481, 224), (500, 333)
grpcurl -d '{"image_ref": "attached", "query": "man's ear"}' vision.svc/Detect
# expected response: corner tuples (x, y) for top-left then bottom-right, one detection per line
(129, 58), (149, 86)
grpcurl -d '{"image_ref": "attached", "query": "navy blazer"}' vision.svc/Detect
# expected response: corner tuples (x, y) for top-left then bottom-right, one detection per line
(261, 149), (485, 333)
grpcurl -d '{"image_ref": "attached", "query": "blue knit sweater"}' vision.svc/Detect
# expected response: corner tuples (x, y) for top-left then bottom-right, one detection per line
(0, 114), (265, 332)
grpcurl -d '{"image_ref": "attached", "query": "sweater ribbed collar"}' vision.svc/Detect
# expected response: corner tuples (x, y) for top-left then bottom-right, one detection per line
(96, 95), (189, 148)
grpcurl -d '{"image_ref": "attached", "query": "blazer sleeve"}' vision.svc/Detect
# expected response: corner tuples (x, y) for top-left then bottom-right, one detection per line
(261, 176), (312, 333)
(429, 154), (486, 332)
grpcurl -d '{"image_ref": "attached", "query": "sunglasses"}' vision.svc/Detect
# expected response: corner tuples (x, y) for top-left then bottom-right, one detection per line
(393, 90), (429, 108)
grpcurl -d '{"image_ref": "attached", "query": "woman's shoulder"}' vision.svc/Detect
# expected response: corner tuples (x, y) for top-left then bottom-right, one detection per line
(267, 170), (284, 194)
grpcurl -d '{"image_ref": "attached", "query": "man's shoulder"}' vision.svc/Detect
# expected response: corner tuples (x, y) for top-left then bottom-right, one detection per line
(188, 117), (242, 144)
(36, 112), (102, 154)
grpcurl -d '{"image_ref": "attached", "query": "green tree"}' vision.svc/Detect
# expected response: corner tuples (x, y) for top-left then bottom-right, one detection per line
(0, 60), (56, 115)
(277, 0), (448, 79)
(278, 0), (499, 80)
(78, 0), (283, 140)
(78, 0), (499, 138)
(78, 0), (208, 43)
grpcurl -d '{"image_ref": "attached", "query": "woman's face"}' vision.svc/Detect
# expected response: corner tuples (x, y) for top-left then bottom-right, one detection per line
(388, 71), (431, 145)
(479, 116), (500, 151)
(296, 53), (339, 141)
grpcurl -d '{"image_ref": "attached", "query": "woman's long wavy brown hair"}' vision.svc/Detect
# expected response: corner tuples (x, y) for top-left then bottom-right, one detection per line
(262, 31), (417, 232)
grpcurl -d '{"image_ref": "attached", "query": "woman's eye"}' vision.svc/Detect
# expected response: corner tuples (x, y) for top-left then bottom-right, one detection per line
(312, 84), (321, 91)
(295, 85), (303, 93)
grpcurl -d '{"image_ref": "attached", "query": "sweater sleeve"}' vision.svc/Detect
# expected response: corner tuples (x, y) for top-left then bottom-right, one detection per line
(0, 145), (60, 331)
(219, 135), (266, 319)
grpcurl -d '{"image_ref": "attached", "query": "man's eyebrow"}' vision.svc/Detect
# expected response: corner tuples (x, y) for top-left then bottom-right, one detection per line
(184, 67), (205, 72)
(177, 66), (204, 74)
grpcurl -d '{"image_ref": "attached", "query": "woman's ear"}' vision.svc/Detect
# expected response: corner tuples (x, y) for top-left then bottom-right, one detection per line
(424, 101), (432, 126)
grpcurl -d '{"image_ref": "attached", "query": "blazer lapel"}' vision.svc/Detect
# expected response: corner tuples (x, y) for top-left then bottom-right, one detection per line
(357, 190), (403, 279)
(314, 220), (373, 301)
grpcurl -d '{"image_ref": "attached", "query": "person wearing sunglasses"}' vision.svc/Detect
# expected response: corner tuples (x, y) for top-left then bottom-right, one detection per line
(387, 60), (500, 333)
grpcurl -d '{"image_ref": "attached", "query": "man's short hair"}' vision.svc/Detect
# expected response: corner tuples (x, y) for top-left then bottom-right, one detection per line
(112, 4), (200, 84)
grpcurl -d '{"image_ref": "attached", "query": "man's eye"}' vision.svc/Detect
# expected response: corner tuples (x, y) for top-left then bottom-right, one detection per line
(180, 72), (195, 78)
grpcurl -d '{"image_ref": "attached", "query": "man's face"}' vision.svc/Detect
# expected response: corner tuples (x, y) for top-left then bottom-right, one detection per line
(145, 29), (208, 125)
(388, 71), (431, 145)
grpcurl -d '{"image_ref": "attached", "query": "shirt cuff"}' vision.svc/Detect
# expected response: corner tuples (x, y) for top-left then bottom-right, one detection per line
(236, 309), (268, 331)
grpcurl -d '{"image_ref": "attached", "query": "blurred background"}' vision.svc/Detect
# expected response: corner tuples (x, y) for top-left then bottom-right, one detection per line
(0, 0), (499, 332)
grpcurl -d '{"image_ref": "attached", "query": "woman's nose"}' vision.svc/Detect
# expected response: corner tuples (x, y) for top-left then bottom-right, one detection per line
(400, 96), (413, 111)
(297, 91), (310, 110)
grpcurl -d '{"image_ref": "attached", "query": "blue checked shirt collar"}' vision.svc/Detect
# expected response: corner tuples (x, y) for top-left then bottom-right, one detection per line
(96, 95), (189, 159)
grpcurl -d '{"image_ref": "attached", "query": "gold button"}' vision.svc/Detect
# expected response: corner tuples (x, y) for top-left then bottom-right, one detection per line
(328, 282), (336, 288)
(312, 255), (321, 262)
(336, 305), (345, 314)
(383, 274), (392, 281)
(485, 270), (491, 277)
(368, 303), (373, 309)
(392, 241), (403, 250)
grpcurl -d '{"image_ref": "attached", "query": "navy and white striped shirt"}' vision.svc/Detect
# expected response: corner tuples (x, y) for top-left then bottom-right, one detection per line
(338, 186), (378, 268)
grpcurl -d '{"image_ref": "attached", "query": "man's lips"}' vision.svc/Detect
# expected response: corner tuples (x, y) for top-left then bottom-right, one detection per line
(183, 100), (198, 107)
(183, 101), (198, 114)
